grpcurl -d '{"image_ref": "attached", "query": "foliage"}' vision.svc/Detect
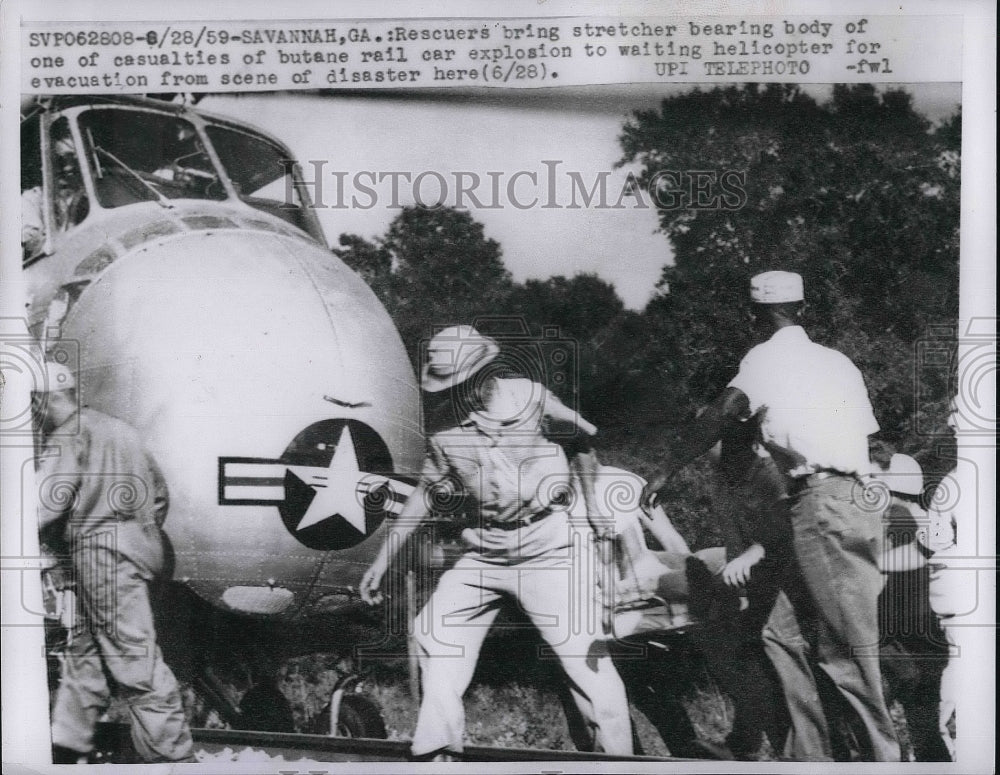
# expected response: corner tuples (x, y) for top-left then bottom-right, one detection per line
(334, 84), (961, 540)
(334, 206), (514, 364)
(617, 83), (960, 481)
(505, 273), (627, 410)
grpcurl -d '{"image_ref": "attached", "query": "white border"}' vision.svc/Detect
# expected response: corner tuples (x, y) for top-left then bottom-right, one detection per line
(2, 1), (995, 772)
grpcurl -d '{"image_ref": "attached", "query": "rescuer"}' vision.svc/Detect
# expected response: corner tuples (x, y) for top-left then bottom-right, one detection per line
(33, 360), (194, 764)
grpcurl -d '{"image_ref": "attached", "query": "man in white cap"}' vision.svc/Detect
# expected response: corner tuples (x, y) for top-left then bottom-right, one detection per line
(643, 270), (900, 761)
(870, 453), (951, 761)
(925, 397), (979, 761)
(360, 325), (632, 760)
(32, 360), (193, 764)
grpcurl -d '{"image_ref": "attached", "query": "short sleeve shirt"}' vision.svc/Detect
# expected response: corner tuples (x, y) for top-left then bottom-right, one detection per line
(926, 460), (974, 556)
(727, 326), (879, 477)
(420, 382), (572, 525)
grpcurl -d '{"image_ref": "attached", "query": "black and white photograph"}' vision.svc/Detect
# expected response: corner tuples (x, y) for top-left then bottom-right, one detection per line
(1, 2), (995, 771)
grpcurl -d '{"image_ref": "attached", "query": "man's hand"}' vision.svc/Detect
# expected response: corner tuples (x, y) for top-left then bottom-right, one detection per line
(722, 543), (765, 587)
(357, 482), (429, 605)
(640, 474), (668, 512)
(359, 560), (387, 605)
(22, 226), (44, 259)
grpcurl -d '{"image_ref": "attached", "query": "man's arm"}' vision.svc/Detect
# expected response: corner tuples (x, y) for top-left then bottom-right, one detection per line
(35, 442), (78, 532)
(642, 387), (751, 504)
(543, 390), (598, 437)
(359, 480), (431, 604)
(146, 453), (170, 527)
(639, 503), (691, 554)
(882, 542), (928, 574)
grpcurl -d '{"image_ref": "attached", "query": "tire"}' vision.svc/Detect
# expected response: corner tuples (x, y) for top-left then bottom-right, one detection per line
(309, 694), (387, 739)
(238, 681), (295, 732)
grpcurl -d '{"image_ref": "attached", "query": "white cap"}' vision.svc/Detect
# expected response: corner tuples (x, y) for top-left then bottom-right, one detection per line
(872, 453), (924, 496)
(750, 271), (804, 304)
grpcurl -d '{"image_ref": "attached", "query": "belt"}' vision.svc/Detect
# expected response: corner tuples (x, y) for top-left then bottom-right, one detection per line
(481, 507), (555, 531)
(787, 468), (858, 492)
(806, 468), (849, 480)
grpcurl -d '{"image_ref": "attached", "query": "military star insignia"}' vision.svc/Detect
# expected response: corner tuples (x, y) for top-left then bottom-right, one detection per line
(286, 425), (368, 533)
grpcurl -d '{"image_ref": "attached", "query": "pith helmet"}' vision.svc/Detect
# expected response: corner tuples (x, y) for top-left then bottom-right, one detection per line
(420, 325), (500, 393)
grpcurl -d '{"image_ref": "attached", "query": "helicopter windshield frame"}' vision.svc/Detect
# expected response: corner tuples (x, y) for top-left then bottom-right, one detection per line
(23, 99), (326, 257)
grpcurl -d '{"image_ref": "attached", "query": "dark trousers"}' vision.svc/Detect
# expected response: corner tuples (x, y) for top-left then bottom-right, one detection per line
(609, 554), (789, 758)
(687, 558), (790, 756)
(51, 544), (192, 762)
(879, 567), (952, 761)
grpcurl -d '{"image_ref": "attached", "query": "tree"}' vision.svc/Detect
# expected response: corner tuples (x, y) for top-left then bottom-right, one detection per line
(506, 273), (626, 418)
(334, 233), (393, 303)
(509, 274), (625, 344)
(334, 206), (514, 364)
(336, 212), (643, 435)
(617, 84), (961, 476)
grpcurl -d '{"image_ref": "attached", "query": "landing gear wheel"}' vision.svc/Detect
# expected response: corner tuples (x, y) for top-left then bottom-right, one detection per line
(309, 694), (387, 738)
(338, 695), (387, 738)
(238, 681), (295, 732)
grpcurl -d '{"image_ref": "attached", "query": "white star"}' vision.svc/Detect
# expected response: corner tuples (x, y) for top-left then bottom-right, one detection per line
(286, 426), (367, 534)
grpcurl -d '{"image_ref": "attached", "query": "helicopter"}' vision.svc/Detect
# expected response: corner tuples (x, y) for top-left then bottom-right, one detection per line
(21, 93), (426, 735)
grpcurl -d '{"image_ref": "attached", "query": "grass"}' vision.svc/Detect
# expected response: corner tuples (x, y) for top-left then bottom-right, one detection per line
(98, 625), (917, 762)
(96, 423), (924, 760)
(271, 631), (740, 758)
(268, 618), (920, 762)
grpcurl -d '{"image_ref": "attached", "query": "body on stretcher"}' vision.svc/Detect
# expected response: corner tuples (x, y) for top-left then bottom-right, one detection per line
(608, 541), (740, 640)
(419, 465), (738, 640)
(581, 467), (742, 641)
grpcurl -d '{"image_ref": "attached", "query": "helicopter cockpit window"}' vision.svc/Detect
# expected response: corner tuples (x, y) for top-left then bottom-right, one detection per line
(78, 109), (226, 207)
(204, 125), (316, 236)
(21, 116), (89, 261)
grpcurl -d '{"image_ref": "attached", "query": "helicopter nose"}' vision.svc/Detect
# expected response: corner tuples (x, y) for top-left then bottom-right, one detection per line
(56, 221), (423, 615)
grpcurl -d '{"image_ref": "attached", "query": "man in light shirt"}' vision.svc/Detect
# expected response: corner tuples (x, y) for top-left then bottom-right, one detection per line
(33, 361), (193, 764)
(643, 270), (900, 762)
(360, 326), (632, 760)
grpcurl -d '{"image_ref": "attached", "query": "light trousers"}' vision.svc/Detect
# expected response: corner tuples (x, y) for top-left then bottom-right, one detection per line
(763, 476), (901, 762)
(411, 514), (632, 756)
